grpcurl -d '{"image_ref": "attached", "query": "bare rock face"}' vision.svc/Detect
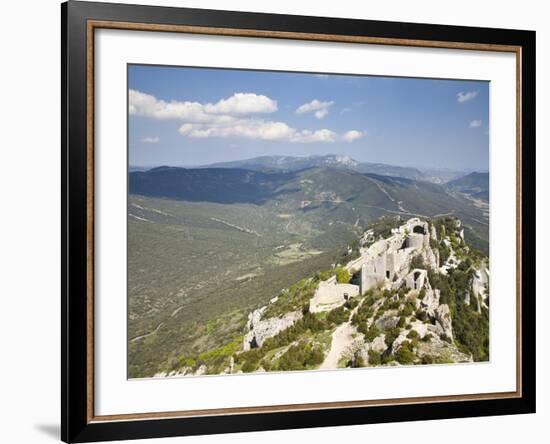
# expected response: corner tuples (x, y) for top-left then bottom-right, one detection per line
(195, 364), (207, 376)
(420, 288), (440, 316)
(390, 331), (410, 355)
(369, 335), (387, 353)
(435, 304), (453, 341)
(416, 335), (472, 363)
(409, 320), (429, 338)
(375, 311), (399, 331)
(423, 248), (440, 270)
(243, 310), (302, 351)
(430, 224), (438, 241)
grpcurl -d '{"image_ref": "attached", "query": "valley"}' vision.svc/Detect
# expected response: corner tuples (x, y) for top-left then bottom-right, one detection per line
(127, 160), (489, 378)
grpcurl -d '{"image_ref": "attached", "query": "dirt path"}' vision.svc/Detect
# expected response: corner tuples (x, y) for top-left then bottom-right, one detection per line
(320, 322), (356, 369)
(320, 300), (364, 370)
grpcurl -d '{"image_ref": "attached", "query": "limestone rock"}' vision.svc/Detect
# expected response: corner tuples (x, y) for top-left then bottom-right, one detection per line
(375, 311), (399, 330)
(435, 304), (453, 341)
(409, 320), (429, 338)
(420, 288), (440, 316)
(243, 310), (302, 351)
(369, 334), (387, 353)
(195, 364), (207, 376)
(416, 335), (472, 363)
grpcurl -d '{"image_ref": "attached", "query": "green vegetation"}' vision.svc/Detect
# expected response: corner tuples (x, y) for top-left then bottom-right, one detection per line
(127, 180), (489, 377)
(234, 305), (353, 372)
(335, 266), (351, 284)
(367, 216), (402, 239)
(368, 350), (382, 366)
(263, 277), (319, 319)
(277, 341), (325, 371)
(326, 306), (349, 325)
(395, 341), (416, 365)
(427, 257), (489, 361)
(384, 327), (401, 348)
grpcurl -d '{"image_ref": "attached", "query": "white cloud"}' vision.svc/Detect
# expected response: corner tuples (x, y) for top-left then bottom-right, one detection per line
(129, 90), (276, 123)
(469, 119), (483, 128)
(342, 130), (364, 142)
(179, 119), (340, 143)
(457, 91), (479, 103)
(140, 136), (160, 143)
(203, 92), (277, 115)
(131, 90), (359, 144)
(315, 74), (329, 79)
(295, 99), (334, 119)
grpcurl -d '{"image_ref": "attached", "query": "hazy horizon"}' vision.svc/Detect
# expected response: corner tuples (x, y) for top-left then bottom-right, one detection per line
(128, 153), (488, 174)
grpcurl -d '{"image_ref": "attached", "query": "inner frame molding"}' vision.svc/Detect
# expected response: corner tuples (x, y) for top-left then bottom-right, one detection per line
(85, 19), (522, 424)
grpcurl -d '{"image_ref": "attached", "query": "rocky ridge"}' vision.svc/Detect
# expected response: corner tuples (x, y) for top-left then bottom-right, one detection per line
(167, 216), (489, 376)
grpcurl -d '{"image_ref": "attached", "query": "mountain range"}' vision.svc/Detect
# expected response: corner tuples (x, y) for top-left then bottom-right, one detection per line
(129, 163), (489, 251)
(200, 154), (469, 183)
(446, 172), (489, 201)
(131, 154), (474, 184)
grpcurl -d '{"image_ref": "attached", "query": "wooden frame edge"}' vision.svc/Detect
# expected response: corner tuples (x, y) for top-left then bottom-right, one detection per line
(81, 15), (527, 428)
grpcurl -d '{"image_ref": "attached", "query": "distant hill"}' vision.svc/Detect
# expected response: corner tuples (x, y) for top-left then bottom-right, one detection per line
(129, 166), (294, 204)
(446, 172), (489, 201)
(129, 165), (488, 250)
(203, 154), (426, 181)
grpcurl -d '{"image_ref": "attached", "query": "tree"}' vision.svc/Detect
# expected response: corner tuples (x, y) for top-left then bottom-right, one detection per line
(368, 350), (382, 366)
(335, 267), (351, 284)
(395, 341), (416, 364)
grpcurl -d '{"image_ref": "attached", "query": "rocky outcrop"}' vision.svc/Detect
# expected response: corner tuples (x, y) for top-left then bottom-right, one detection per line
(416, 335), (472, 363)
(243, 310), (302, 351)
(369, 335), (387, 353)
(375, 311), (399, 330)
(435, 304), (453, 340)
(420, 288), (440, 316)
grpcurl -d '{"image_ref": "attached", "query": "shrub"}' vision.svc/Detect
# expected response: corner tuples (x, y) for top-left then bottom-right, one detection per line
(400, 301), (415, 317)
(385, 327), (401, 348)
(410, 255), (425, 270)
(407, 330), (419, 340)
(388, 299), (400, 310)
(242, 359), (259, 373)
(415, 310), (428, 322)
(421, 354), (435, 364)
(395, 341), (416, 365)
(397, 316), (406, 328)
(422, 333), (433, 342)
(317, 270), (335, 281)
(277, 341), (324, 371)
(344, 298), (359, 310)
(363, 324), (380, 342)
(351, 352), (366, 368)
(335, 267), (351, 284)
(327, 306), (348, 325)
(368, 350), (382, 366)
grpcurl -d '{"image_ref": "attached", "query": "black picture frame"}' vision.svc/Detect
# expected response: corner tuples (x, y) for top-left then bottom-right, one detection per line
(61, 1), (536, 442)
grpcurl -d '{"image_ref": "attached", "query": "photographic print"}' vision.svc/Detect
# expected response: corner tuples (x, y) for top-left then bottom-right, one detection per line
(127, 65), (490, 379)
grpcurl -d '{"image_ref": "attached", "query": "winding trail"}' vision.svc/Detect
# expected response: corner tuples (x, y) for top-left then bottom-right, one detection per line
(130, 322), (164, 343)
(320, 322), (356, 369)
(320, 300), (364, 369)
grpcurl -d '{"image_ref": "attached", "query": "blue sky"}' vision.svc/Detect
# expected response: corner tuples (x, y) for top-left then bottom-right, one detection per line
(128, 65), (489, 171)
